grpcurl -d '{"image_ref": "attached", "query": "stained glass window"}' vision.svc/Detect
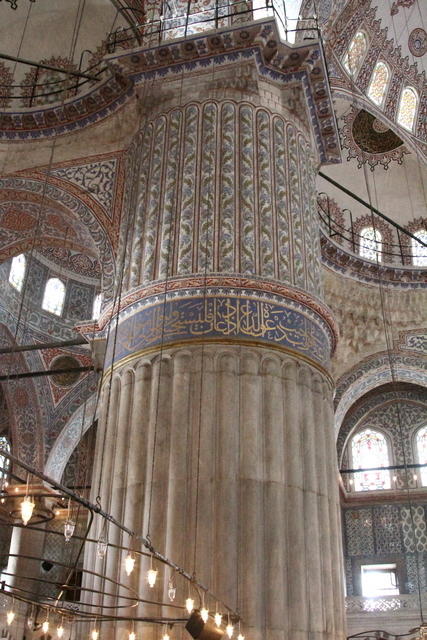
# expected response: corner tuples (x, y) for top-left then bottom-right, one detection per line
(8, 254), (26, 291)
(360, 226), (382, 262)
(0, 437), (10, 484)
(412, 229), (427, 267)
(397, 86), (418, 131)
(92, 293), (102, 320)
(343, 31), (368, 76)
(351, 428), (391, 491)
(367, 61), (390, 107)
(42, 277), (66, 316)
(416, 426), (427, 486)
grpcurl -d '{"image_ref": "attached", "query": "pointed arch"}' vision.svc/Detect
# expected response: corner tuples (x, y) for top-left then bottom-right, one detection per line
(343, 31), (368, 76)
(397, 86), (418, 131)
(350, 428), (391, 491)
(359, 226), (382, 262)
(415, 425), (427, 486)
(42, 277), (66, 316)
(8, 254), (26, 291)
(367, 61), (390, 107)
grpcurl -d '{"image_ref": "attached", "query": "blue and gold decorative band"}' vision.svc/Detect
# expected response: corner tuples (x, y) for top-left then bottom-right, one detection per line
(104, 286), (333, 369)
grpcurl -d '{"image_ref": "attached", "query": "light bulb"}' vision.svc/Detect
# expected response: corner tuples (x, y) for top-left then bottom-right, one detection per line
(147, 567), (157, 587)
(57, 625), (65, 638)
(185, 597), (194, 614)
(125, 553), (136, 576)
(64, 519), (75, 542)
(214, 613), (222, 627)
(97, 534), (108, 559)
(129, 632), (136, 640)
(168, 579), (176, 602)
(201, 608), (209, 623)
(7, 610), (15, 625)
(21, 495), (35, 525)
(226, 623), (234, 638)
(237, 634), (245, 640)
(162, 633), (170, 640)
(91, 629), (99, 640)
(42, 620), (50, 633)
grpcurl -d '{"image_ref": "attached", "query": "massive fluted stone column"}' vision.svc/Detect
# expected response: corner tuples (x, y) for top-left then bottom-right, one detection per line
(84, 18), (344, 640)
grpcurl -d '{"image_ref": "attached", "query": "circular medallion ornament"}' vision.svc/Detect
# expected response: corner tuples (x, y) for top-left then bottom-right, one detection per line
(50, 356), (81, 387)
(408, 28), (427, 57)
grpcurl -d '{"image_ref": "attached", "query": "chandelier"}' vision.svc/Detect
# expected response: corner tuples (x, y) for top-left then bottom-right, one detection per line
(0, 0), (36, 9)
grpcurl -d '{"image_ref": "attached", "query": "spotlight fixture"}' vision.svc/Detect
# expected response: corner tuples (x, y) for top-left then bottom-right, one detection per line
(21, 495), (35, 525)
(7, 609), (15, 625)
(125, 552), (136, 576)
(186, 597), (195, 614)
(186, 610), (224, 640)
(147, 555), (157, 587)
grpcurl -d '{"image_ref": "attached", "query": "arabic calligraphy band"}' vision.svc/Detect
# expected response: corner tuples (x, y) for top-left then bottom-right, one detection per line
(103, 285), (333, 373)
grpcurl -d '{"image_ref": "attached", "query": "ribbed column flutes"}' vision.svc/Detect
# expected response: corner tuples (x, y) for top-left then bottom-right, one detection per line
(300, 366), (324, 640)
(283, 360), (308, 640)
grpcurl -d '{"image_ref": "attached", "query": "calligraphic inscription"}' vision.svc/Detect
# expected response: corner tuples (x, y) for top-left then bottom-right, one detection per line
(105, 294), (331, 368)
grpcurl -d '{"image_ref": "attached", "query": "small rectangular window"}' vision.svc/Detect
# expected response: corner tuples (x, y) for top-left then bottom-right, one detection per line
(361, 563), (399, 597)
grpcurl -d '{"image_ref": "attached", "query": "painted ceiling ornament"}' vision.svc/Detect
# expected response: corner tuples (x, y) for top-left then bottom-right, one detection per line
(0, 62), (13, 109)
(408, 28), (427, 58)
(340, 107), (410, 170)
(390, 0), (416, 16)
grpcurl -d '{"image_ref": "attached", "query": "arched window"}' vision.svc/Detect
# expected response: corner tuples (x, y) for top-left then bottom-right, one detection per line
(343, 31), (368, 76)
(416, 426), (427, 486)
(8, 254), (26, 292)
(412, 229), (427, 267)
(42, 277), (66, 316)
(0, 436), (11, 486)
(351, 428), (391, 491)
(360, 226), (382, 262)
(367, 61), (390, 107)
(397, 86), (418, 131)
(92, 293), (102, 320)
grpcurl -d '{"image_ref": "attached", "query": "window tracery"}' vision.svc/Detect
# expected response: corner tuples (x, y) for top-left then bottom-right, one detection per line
(412, 229), (427, 267)
(8, 254), (26, 292)
(343, 31), (368, 76)
(359, 226), (382, 262)
(397, 86), (418, 131)
(42, 277), (66, 316)
(367, 61), (390, 107)
(416, 426), (427, 486)
(351, 428), (391, 491)
(92, 293), (102, 320)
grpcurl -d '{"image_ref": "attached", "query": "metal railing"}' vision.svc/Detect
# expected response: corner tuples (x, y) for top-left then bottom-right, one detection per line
(318, 193), (427, 268)
(0, 1), (317, 108)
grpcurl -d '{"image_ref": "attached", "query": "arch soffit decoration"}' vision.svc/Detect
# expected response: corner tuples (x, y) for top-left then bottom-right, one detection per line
(0, 175), (116, 302)
(337, 389), (427, 464)
(334, 353), (427, 438)
(0, 323), (44, 468)
(45, 392), (97, 482)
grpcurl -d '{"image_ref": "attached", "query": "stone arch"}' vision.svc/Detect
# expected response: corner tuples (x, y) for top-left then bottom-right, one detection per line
(0, 176), (115, 303)
(44, 393), (97, 482)
(0, 324), (44, 469)
(334, 353), (427, 437)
